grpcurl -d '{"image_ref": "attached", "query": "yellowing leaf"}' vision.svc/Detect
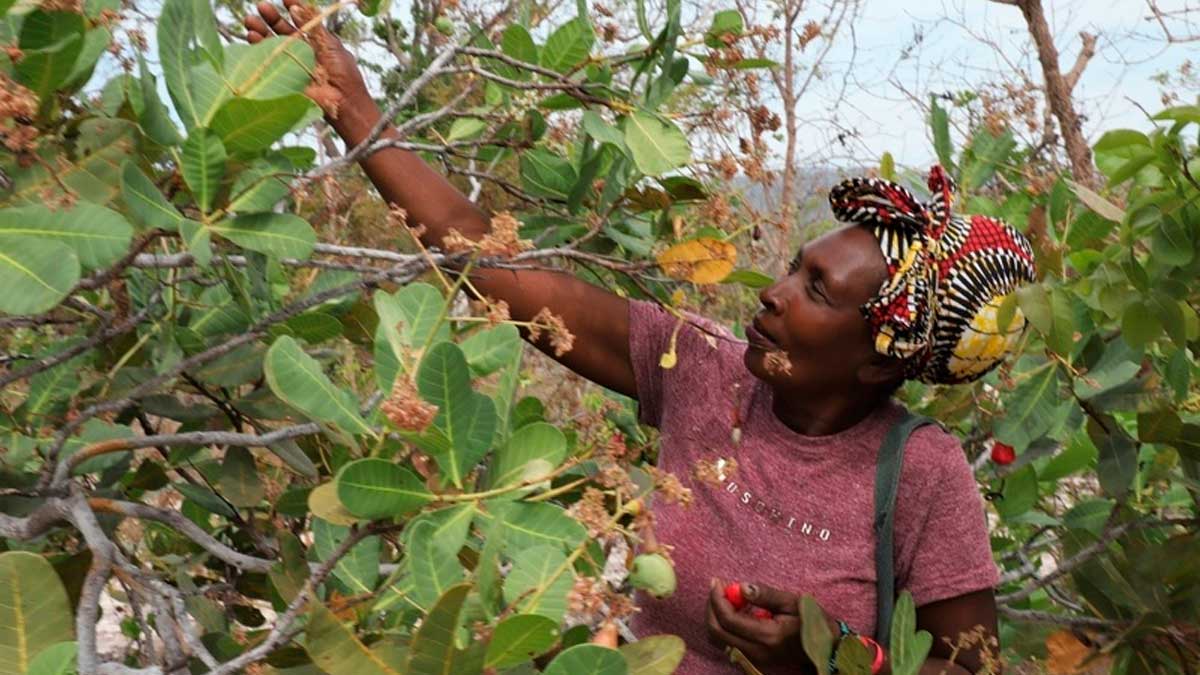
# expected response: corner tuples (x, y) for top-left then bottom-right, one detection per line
(1045, 630), (1096, 675)
(656, 238), (736, 284)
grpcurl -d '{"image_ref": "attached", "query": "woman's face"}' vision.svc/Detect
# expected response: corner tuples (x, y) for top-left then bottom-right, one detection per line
(743, 225), (893, 392)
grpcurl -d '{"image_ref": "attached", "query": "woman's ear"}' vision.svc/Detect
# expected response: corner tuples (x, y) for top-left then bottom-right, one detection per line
(857, 352), (906, 387)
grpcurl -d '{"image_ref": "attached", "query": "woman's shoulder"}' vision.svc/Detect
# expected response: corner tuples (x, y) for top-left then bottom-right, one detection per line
(899, 412), (974, 486)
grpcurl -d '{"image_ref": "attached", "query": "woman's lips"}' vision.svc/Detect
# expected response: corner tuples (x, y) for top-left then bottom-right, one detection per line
(745, 317), (780, 351)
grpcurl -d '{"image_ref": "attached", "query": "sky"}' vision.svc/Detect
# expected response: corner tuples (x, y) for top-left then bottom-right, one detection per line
(782, 0), (1197, 167)
(111, 0), (1197, 170)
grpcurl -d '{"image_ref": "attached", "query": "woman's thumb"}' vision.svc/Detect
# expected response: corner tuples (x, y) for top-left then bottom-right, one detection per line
(744, 583), (799, 614)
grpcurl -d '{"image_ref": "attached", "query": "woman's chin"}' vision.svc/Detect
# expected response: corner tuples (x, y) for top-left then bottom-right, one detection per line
(743, 346), (769, 380)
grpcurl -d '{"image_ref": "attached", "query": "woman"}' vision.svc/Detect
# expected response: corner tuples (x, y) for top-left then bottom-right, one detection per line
(245, 4), (1035, 673)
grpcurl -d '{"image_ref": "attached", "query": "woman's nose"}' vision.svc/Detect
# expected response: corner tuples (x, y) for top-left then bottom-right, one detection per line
(759, 282), (785, 315)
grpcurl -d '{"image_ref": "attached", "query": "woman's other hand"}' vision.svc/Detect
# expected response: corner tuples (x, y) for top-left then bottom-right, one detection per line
(706, 578), (814, 667)
(243, 0), (369, 120)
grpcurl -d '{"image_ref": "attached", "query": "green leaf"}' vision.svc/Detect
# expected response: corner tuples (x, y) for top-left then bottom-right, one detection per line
(312, 518), (380, 594)
(622, 112), (690, 177)
(834, 637), (874, 675)
(136, 53), (183, 146)
(545, 644), (628, 675)
(211, 95), (313, 156)
(15, 11), (84, 99)
(479, 501), (587, 552)
(880, 151), (896, 181)
(620, 635), (685, 675)
(267, 438), (318, 478)
(228, 158), (293, 213)
(0, 235), (79, 315)
(582, 110), (628, 152)
(540, 18), (593, 72)
(997, 465), (1038, 520)
(264, 335), (373, 436)
(930, 97), (954, 171)
(1150, 215), (1194, 267)
(1152, 105), (1200, 124)
(190, 0), (222, 63)
(888, 592), (932, 675)
(1088, 418), (1138, 500)
(62, 26), (109, 91)
(447, 117), (487, 143)
(336, 458), (432, 519)
(704, 9), (744, 48)
(1094, 129), (1150, 152)
(485, 614), (560, 669)
(1121, 302), (1161, 348)
(416, 342), (497, 487)
(0, 552), (74, 675)
(406, 521), (466, 609)
(1068, 179), (1125, 222)
(502, 545), (575, 624)
(211, 213), (316, 259)
(25, 642), (75, 675)
(220, 446), (264, 508)
(406, 584), (474, 675)
(961, 129), (1015, 190)
(121, 162), (183, 231)
(8, 118), (133, 207)
(1063, 499), (1114, 535)
(182, 129), (226, 213)
(487, 421), (566, 491)
(308, 482), (358, 526)
(158, 0), (200, 129)
(994, 363), (1062, 450)
(305, 599), (402, 675)
(500, 24), (538, 78)
(0, 203), (132, 269)
(721, 269), (774, 288)
(191, 37), (315, 126)
(800, 595), (834, 675)
(268, 531), (308, 604)
(520, 148), (577, 200)
(372, 283), (450, 389)
(176, 482), (238, 518)
(461, 324), (521, 376)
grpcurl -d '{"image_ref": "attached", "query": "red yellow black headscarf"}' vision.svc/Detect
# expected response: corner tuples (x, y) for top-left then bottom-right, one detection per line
(828, 166), (1036, 385)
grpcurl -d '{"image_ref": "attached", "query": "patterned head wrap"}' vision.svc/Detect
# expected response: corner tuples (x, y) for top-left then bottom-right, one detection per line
(828, 166), (1036, 385)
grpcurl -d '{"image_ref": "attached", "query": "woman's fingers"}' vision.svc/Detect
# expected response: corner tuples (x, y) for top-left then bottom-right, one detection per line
(246, 30), (264, 43)
(243, 14), (272, 38)
(256, 1), (297, 35)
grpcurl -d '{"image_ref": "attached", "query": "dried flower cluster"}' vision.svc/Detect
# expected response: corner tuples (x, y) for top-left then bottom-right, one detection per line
(307, 65), (342, 120)
(478, 211), (533, 257)
(567, 576), (607, 617)
(1, 73), (38, 153)
(441, 227), (476, 253)
(380, 377), (439, 432)
(646, 465), (692, 507)
(470, 296), (511, 326)
(692, 456), (737, 485)
(528, 306), (575, 357)
(764, 349), (792, 376)
(572, 488), (612, 538)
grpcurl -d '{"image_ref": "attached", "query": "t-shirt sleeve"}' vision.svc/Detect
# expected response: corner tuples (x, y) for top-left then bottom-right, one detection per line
(894, 427), (1000, 607)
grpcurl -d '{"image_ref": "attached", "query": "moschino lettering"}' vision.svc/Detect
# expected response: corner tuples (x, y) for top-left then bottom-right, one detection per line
(723, 479), (832, 541)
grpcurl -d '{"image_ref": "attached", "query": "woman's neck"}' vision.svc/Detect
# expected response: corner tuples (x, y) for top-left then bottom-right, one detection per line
(769, 383), (890, 437)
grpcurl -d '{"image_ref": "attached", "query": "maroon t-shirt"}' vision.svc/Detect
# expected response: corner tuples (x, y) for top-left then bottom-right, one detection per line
(626, 300), (998, 673)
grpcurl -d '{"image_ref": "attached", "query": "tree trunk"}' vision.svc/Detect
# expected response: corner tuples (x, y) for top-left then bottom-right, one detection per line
(1006, 0), (1099, 188)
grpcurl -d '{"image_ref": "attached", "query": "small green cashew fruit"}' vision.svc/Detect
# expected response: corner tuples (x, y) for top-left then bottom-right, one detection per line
(629, 553), (676, 598)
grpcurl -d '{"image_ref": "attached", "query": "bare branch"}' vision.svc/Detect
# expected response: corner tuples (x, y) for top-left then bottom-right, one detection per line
(88, 498), (277, 573)
(1064, 32), (1098, 92)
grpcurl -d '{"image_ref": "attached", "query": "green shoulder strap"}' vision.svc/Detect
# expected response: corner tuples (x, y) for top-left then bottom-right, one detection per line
(873, 410), (939, 646)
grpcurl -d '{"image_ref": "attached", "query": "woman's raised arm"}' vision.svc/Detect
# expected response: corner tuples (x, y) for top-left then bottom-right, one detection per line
(244, 0), (638, 397)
